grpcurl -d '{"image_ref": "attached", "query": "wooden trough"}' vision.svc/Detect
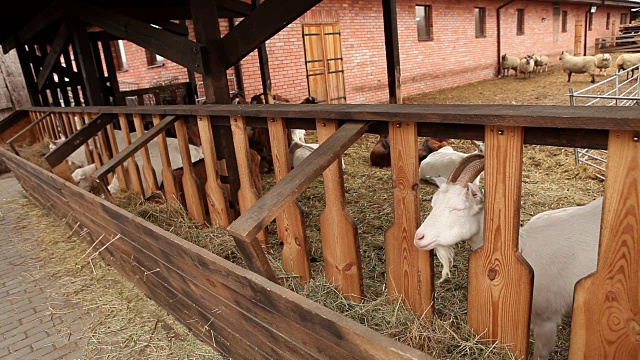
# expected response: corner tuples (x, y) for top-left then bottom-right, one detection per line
(1, 103), (639, 359)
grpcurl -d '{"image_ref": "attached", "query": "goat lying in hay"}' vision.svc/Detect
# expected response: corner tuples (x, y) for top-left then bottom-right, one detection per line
(413, 153), (601, 360)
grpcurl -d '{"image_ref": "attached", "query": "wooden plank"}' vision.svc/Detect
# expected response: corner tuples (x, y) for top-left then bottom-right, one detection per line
(0, 110), (29, 135)
(230, 115), (268, 245)
(69, 0), (204, 74)
(468, 125), (532, 358)
(96, 128), (114, 183)
(221, 0), (323, 68)
(94, 115), (179, 183)
(6, 112), (52, 145)
(60, 113), (73, 138)
(26, 104), (640, 131)
(174, 119), (206, 224)
(151, 114), (178, 203)
(36, 19), (71, 92)
(382, 0), (401, 104)
(384, 121), (432, 316)
(228, 121), (369, 241)
(267, 116), (311, 282)
(44, 113), (113, 168)
(316, 119), (363, 302)
(72, 19), (106, 106)
(196, 115), (231, 227)
(570, 130), (640, 359)
(132, 113), (159, 193)
(105, 123), (128, 191)
(0, 0), (66, 53)
(117, 113), (145, 195)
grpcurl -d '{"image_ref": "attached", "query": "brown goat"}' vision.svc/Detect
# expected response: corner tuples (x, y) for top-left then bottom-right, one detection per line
(370, 135), (450, 167)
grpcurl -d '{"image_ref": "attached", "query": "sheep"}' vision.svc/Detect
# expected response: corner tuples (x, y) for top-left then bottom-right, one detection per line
(533, 54), (549, 73)
(615, 52), (640, 79)
(501, 54), (520, 77)
(593, 53), (612, 76)
(413, 155), (602, 360)
(47, 138), (91, 169)
(419, 140), (484, 185)
(559, 51), (596, 83)
(71, 163), (98, 192)
(518, 56), (535, 79)
(290, 139), (345, 170)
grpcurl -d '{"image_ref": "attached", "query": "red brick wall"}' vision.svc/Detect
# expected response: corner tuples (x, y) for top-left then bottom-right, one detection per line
(115, 1), (632, 104)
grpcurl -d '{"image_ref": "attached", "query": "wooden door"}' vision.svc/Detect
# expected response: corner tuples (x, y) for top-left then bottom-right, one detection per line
(302, 24), (346, 104)
(574, 19), (583, 56)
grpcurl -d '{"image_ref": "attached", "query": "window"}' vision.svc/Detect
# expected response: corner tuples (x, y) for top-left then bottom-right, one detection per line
(606, 13), (611, 30)
(620, 13), (628, 25)
(113, 40), (128, 72)
(517, 9), (525, 35)
(146, 50), (164, 67)
(475, 7), (486, 38)
(416, 5), (433, 41)
(562, 11), (568, 32)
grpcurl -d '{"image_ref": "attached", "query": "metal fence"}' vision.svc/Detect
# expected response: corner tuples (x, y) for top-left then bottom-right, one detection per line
(569, 63), (640, 180)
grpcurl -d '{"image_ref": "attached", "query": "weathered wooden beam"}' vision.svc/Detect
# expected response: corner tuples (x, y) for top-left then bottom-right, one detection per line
(16, 45), (42, 106)
(92, 115), (179, 182)
(227, 121), (369, 241)
(36, 20), (72, 92)
(217, 0), (252, 16)
(5, 112), (51, 146)
(69, 0), (205, 74)
(25, 104), (640, 131)
(71, 20), (105, 106)
(382, 0), (402, 104)
(1, 0), (66, 54)
(151, 20), (190, 36)
(221, 0), (322, 68)
(44, 113), (114, 168)
(0, 110), (30, 137)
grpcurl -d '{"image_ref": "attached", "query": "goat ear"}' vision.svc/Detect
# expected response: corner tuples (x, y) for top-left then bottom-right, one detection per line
(433, 177), (447, 188)
(468, 183), (483, 200)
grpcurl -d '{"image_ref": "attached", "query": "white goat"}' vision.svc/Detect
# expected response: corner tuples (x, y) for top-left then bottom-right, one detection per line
(413, 155), (601, 360)
(419, 141), (484, 185)
(289, 140), (345, 170)
(48, 138), (91, 169)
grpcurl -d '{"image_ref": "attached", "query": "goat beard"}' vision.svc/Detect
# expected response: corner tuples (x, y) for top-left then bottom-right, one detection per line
(434, 245), (455, 283)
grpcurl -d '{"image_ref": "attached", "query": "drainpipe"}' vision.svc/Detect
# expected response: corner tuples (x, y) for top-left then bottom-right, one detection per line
(583, 7), (590, 56)
(497, 0), (517, 77)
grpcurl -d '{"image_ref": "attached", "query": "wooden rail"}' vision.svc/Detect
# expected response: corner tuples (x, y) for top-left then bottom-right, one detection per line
(6, 105), (640, 359)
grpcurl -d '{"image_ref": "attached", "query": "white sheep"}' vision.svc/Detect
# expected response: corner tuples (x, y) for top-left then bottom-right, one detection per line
(48, 138), (91, 169)
(615, 52), (640, 79)
(518, 56), (535, 79)
(593, 53), (612, 76)
(413, 155), (601, 360)
(559, 51), (596, 83)
(501, 54), (520, 77)
(71, 163), (98, 191)
(419, 141), (484, 185)
(289, 139), (345, 170)
(533, 54), (549, 73)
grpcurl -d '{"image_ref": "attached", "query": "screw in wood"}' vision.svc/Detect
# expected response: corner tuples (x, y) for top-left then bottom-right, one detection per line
(633, 135), (639, 142)
(321, 122), (326, 127)
(396, 123), (401, 128)
(498, 129), (505, 135)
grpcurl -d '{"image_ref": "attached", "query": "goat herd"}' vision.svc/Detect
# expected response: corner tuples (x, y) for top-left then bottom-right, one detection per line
(501, 51), (640, 83)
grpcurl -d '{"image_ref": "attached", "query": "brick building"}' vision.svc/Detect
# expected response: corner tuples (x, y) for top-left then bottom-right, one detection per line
(114, 0), (637, 104)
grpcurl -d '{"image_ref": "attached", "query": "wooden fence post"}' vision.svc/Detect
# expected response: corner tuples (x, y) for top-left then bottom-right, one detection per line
(317, 118), (363, 302)
(570, 130), (640, 358)
(468, 125), (532, 358)
(385, 121), (433, 316)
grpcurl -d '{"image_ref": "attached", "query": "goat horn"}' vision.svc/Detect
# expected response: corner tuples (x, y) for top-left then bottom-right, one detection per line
(447, 153), (485, 183)
(455, 158), (485, 186)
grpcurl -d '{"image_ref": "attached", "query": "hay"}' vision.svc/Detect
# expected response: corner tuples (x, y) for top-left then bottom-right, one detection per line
(7, 198), (225, 359)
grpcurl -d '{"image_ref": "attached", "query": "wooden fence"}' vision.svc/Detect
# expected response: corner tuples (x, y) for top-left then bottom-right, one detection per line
(1, 104), (639, 359)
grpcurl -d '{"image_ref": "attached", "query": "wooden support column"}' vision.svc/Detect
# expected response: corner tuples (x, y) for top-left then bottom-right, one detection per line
(570, 130), (640, 359)
(385, 121), (432, 317)
(101, 33), (122, 106)
(16, 44), (41, 106)
(71, 20), (105, 106)
(253, 0), (273, 103)
(190, 0), (240, 215)
(228, 18), (245, 95)
(468, 125), (532, 358)
(382, 0), (401, 104)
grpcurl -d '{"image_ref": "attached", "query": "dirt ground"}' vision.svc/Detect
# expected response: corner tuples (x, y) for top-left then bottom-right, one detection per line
(405, 53), (625, 105)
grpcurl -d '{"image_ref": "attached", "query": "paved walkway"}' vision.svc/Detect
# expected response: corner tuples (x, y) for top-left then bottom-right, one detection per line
(0, 172), (85, 359)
